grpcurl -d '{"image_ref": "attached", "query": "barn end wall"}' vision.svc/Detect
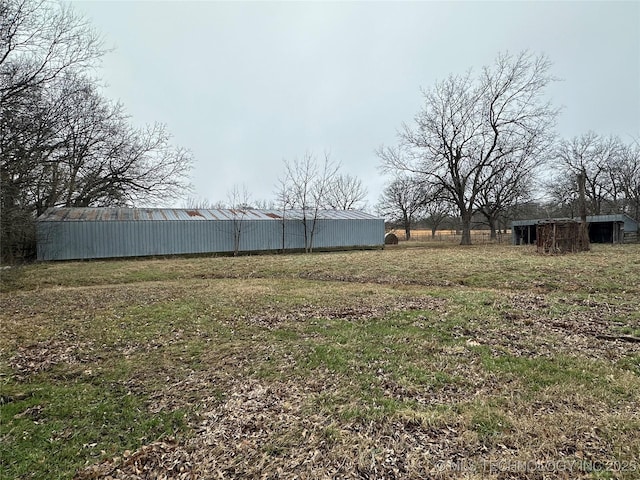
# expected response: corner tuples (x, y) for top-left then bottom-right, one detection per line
(36, 217), (385, 261)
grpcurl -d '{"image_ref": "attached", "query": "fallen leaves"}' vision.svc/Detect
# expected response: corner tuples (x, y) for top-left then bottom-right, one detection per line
(4, 245), (640, 479)
(8, 337), (95, 378)
(72, 363), (639, 480)
(478, 293), (640, 361)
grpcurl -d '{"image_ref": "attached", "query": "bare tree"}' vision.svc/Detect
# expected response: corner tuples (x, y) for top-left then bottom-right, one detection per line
(227, 184), (252, 256)
(274, 175), (292, 253)
(323, 173), (367, 210)
(0, 1), (193, 262)
(616, 139), (640, 221)
(279, 152), (339, 253)
(1, 0), (105, 104)
(423, 190), (452, 238)
(253, 198), (275, 210)
(39, 80), (192, 209)
(552, 132), (622, 216)
(181, 196), (221, 209)
(0, 0), (104, 261)
(543, 173), (579, 218)
(0, 78), (63, 260)
(476, 149), (539, 239)
(3, 75), (193, 213)
(376, 174), (429, 241)
(379, 51), (558, 245)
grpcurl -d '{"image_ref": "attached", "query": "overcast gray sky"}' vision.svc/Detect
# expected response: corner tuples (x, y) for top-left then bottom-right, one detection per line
(71, 0), (640, 210)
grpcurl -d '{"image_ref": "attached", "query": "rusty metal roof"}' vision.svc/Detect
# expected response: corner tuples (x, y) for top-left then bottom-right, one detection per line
(37, 207), (380, 222)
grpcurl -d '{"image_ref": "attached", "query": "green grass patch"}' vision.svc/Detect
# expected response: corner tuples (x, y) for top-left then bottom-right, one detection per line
(0, 377), (185, 480)
(469, 404), (512, 440)
(481, 351), (597, 389)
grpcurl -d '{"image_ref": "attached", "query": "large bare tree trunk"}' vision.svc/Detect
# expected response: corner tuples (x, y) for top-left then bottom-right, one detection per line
(577, 171), (591, 250)
(489, 218), (498, 240)
(403, 213), (411, 240)
(460, 212), (472, 245)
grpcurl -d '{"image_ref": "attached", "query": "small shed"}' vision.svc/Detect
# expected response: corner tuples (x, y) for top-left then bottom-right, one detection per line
(512, 214), (639, 245)
(36, 207), (385, 261)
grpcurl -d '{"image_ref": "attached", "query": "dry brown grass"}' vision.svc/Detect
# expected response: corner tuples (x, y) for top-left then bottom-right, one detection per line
(2, 243), (639, 479)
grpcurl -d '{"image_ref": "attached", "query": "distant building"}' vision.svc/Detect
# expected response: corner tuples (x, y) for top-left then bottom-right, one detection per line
(512, 214), (639, 245)
(36, 207), (385, 261)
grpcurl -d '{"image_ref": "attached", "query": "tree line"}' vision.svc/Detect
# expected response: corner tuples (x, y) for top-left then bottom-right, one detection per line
(376, 52), (639, 243)
(188, 52), (639, 247)
(378, 131), (640, 242)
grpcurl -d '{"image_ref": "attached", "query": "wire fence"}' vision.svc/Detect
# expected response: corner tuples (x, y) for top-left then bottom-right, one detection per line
(389, 229), (512, 245)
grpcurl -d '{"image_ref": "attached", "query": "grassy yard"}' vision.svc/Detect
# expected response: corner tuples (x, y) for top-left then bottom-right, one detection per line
(1, 243), (639, 479)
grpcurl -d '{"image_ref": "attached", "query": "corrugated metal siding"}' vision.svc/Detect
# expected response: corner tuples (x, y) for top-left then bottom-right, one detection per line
(36, 208), (384, 260)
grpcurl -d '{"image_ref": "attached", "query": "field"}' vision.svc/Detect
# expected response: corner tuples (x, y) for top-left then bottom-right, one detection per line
(1, 243), (640, 479)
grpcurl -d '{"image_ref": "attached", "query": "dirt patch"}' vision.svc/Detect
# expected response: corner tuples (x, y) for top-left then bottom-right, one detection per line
(243, 296), (447, 330)
(6, 331), (191, 380)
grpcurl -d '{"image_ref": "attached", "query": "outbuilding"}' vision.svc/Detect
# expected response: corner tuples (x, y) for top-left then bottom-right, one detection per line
(512, 214), (639, 245)
(36, 207), (385, 261)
